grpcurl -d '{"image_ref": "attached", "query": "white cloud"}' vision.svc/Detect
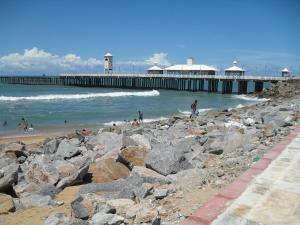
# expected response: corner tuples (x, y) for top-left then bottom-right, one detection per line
(0, 48), (172, 74)
(0, 47), (102, 74)
(145, 52), (171, 66)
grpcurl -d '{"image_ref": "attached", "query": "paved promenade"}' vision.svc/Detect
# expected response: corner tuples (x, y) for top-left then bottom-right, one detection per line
(183, 125), (300, 225)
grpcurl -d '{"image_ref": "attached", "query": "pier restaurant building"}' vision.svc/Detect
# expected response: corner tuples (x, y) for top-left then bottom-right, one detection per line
(225, 61), (245, 76)
(164, 57), (217, 75)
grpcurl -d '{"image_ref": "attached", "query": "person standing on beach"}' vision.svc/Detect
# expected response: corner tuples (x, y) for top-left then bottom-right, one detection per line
(190, 100), (198, 118)
(138, 111), (144, 124)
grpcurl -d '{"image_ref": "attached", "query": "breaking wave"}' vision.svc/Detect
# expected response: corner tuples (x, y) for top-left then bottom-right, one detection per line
(0, 90), (160, 101)
(179, 108), (214, 115)
(103, 116), (168, 126)
(232, 95), (270, 102)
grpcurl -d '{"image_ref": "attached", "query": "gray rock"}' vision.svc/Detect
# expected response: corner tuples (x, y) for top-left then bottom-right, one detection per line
(126, 166), (169, 186)
(44, 139), (59, 154)
(95, 204), (116, 214)
(122, 134), (151, 149)
(123, 127), (143, 136)
(20, 193), (54, 208)
(0, 163), (19, 192)
(145, 138), (193, 176)
(17, 156), (27, 164)
(80, 179), (127, 194)
(71, 197), (89, 220)
(38, 184), (61, 197)
(134, 183), (153, 199)
(55, 139), (82, 159)
(117, 187), (135, 199)
(197, 136), (208, 145)
(167, 168), (207, 190)
(43, 212), (88, 225)
(86, 133), (122, 158)
(56, 157), (91, 189)
(24, 156), (60, 185)
(154, 188), (168, 200)
(90, 213), (124, 225)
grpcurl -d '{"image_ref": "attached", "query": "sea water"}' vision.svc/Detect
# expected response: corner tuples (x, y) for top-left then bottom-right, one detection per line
(0, 83), (268, 135)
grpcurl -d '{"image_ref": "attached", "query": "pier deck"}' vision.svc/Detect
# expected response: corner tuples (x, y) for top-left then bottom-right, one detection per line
(0, 74), (294, 94)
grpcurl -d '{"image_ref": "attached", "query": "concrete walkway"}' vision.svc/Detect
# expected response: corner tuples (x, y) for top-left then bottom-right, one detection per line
(182, 126), (300, 225)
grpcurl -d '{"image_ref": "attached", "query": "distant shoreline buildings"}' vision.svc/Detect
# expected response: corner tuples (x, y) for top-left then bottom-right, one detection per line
(103, 52), (291, 77)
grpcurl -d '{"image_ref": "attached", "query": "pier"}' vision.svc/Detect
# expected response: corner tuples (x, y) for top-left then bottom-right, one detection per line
(0, 74), (293, 94)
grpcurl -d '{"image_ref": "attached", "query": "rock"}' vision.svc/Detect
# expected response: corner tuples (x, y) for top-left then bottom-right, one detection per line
(167, 168), (207, 190)
(4, 142), (26, 160)
(127, 166), (169, 186)
(123, 127), (143, 136)
(25, 143), (44, 155)
(117, 186), (135, 199)
(43, 139), (59, 154)
(44, 212), (88, 225)
(145, 138), (193, 176)
(0, 193), (15, 214)
(243, 118), (255, 126)
(88, 158), (129, 183)
(25, 156), (60, 185)
(95, 203), (116, 214)
(38, 184), (61, 197)
(55, 139), (83, 159)
(86, 133), (122, 158)
(0, 163), (19, 192)
(126, 204), (157, 223)
(154, 188), (168, 200)
(106, 199), (135, 215)
(17, 156), (27, 164)
(188, 128), (207, 136)
(79, 179), (127, 194)
(204, 139), (223, 155)
(122, 134), (151, 149)
(134, 183), (154, 199)
(284, 115), (296, 126)
(118, 146), (149, 168)
(196, 136), (208, 145)
(20, 193), (54, 207)
(91, 213), (124, 225)
(71, 197), (89, 220)
(56, 157), (91, 189)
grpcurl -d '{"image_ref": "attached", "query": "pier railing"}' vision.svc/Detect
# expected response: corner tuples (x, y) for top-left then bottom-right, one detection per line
(60, 73), (290, 81)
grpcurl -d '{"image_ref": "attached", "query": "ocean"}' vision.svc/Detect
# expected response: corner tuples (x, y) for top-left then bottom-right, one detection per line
(0, 83), (268, 135)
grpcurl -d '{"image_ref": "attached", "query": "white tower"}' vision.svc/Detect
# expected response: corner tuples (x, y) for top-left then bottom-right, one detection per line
(104, 52), (113, 74)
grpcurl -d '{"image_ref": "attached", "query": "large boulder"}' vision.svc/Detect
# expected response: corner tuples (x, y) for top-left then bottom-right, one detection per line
(55, 139), (84, 159)
(145, 137), (194, 176)
(118, 146), (149, 168)
(25, 156), (60, 185)
(56, 157), (91, 189)
(0, 163), (19, 192)
(86, 133), (122, 159)
(0, 193), (15, 214)
(43, 139), (59, 154)
(88, 158), (129, 183)
(122, 134), (151, 149)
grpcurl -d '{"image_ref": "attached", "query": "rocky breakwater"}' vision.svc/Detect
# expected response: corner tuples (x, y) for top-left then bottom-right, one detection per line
(0, 82), (300, 225)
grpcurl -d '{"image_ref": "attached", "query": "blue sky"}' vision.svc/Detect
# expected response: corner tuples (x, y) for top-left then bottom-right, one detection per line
(0, 0), (299, 75)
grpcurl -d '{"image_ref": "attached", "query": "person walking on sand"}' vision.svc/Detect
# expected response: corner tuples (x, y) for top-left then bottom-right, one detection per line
(190, 100), (198, 118)
(138, 111), (144, 124)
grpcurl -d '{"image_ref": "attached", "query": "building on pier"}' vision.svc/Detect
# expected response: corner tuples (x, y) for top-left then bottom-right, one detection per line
(104, 52), (113, 74)
(281, 68), (291, 77)
(164, 57), (217, 75)
(147, 65), (163, 74)
(225, 61), (245, 76)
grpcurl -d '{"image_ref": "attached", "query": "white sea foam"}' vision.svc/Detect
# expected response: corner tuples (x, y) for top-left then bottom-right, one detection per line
(0, 90), (160, 101)
(179, 108), (213, 115)
(103, 116), (168, 126)
(233, 95), (270, 102)
(236, 104), (244, 108)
